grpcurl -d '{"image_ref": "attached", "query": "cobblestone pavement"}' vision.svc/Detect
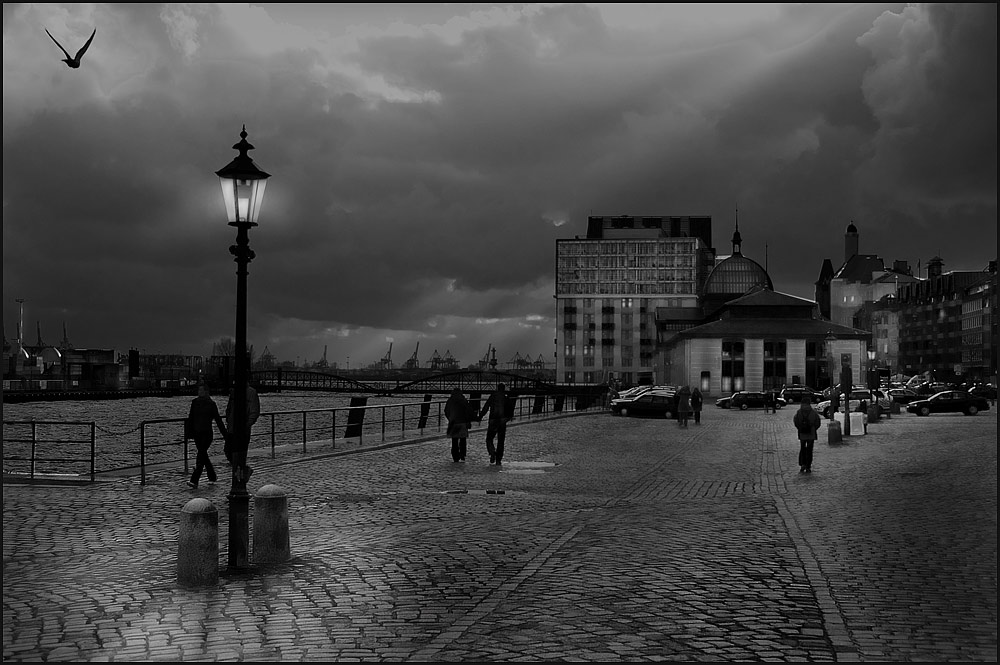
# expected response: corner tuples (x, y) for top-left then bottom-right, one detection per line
(3, 406), (997, 662)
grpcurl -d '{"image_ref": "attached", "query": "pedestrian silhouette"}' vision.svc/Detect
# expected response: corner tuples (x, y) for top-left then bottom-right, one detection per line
(185, 381), (227, 489)
(46, 27), (96, 69)
(445, 388), (474, 463)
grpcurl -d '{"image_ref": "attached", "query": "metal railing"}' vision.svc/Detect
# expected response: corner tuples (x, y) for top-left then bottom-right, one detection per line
(1, 420), (96, 482)
(5, 392), (604, 484)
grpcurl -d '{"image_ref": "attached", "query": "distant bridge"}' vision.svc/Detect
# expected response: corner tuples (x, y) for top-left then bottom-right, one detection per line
(251, 368), (602, 397)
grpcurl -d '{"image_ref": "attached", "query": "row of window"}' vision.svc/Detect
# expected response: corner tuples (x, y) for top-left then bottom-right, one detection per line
(558, 240), (698, 256)
(558, 268), (697, 282)
(557, 256), (696, 269)
(557, 282), (697, 295)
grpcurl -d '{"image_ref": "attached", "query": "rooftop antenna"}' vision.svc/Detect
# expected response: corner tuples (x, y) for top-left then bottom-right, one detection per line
(15, 298), (25, 352)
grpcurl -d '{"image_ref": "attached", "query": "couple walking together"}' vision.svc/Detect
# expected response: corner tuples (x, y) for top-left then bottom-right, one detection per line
(445, 384), (512, 465)
(674, 385), (703, 427)
(185, 381), (260, 488)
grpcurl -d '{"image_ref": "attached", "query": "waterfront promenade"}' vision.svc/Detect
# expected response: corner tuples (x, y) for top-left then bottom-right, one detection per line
(3, 407), (997, 662)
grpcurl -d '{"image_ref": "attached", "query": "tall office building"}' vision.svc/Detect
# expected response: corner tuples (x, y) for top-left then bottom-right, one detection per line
(554, 215), (715, 385)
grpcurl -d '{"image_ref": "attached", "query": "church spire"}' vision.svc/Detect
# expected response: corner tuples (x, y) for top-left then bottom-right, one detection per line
(731, 206), (743, 255)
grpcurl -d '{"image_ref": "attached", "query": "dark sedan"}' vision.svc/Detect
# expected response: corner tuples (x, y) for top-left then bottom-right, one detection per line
(906, 390), (991, 416)
(611, 390), (677, 418)
(779, 385), (820, 403)
(731, 391), (786, 410)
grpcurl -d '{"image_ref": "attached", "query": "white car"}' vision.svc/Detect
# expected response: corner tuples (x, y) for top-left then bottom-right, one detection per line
(815, 389), (890, 418)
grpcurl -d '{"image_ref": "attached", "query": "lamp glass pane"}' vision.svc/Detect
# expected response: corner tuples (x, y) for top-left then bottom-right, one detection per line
(247, 179), (267, 224)
(218, 177), (238, 223)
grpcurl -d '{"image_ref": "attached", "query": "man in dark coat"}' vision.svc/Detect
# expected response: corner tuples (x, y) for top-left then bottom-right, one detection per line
(186, 381), (228, 488)
(478, 383), (512, 465)
(793, 399), (821, 474)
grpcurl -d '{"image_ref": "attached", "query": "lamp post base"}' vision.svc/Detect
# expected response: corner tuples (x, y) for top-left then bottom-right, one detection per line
(227, 486), (251, 570)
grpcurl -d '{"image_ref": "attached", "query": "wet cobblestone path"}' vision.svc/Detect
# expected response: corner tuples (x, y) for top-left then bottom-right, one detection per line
(3, 408), (997, 661)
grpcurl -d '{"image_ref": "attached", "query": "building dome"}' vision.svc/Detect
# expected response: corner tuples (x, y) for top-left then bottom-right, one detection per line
(703, 254), (773, 295)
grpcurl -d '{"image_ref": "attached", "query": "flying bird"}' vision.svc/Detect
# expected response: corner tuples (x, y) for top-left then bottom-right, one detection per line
(45, 27), (96, 69)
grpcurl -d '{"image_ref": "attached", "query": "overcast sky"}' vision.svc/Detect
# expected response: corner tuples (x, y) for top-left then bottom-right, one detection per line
(3, 3), (996, 369)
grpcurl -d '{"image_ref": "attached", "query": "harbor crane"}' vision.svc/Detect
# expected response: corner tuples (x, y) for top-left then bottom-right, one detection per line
(378, 342), (393, 370)
(404, 342), (420, 370)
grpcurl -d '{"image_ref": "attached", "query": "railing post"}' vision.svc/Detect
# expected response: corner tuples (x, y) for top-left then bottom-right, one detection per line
(302, 412), (307, 451)
(388, 405), (393, 442)
(140, 422), (147, 486)
(90, 422), (96, 483)
(331, 409), (337, 449)
(30, 422), (36, 480)
(270, 413), (276, 458)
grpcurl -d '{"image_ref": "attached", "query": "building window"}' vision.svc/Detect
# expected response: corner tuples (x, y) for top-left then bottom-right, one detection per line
(805, 340), (828, 389)
(763, 340), (786, 391)
(700, 371), (711, 393)
(621, 298), (633, 308)
(721, 340), (745, 393)
(564, 372), (575, 383)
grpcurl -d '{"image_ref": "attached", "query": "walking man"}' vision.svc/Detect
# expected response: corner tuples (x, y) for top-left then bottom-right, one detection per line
(478, 383), (511, 465)
(185, 380), (228, 489)
(676, 385), (692, 428)
(793, 398), (821, 473)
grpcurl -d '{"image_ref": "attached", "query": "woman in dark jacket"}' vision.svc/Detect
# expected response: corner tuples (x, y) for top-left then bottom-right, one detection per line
(445, 389), (473, 462)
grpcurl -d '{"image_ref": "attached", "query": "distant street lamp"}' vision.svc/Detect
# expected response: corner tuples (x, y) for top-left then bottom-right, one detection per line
(216, 125), (270, 570)
(867, 348), (878, 390)
(825, 331), (838, 419)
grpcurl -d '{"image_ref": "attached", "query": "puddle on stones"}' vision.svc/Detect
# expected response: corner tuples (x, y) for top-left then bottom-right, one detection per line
(499, 461), (556, 474)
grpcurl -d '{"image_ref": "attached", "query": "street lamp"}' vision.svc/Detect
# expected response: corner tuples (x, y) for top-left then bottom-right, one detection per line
(825, 331), (838, 419)
(867, 348), (878, 389)
(216, 125), (270, 570)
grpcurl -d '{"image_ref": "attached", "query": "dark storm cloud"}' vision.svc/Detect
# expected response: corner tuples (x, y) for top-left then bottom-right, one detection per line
(3, 3), (995, 366)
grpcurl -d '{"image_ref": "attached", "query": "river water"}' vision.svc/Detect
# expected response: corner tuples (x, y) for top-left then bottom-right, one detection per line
(2, 391), (469, 476)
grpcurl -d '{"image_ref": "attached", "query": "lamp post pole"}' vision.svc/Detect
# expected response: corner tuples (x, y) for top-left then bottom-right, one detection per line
(228, 218), (253, 569)
(216, 126), (270, 571)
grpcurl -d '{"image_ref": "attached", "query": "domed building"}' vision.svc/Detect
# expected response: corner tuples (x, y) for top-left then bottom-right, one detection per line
(701, 221), (773, 317)
(657, 217), (870, 395)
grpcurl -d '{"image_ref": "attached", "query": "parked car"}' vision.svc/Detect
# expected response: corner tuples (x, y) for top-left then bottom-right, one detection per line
(887, 387), (921, 404)
(906, 390), (991, 416)
(716, 394), (734, 409)
(967, 384), (998, 401)
(814, 389), (889, 419)
(611, 389), (677, 418)
(612, 385), (653, 401)
(915, 381), (952, 395)
(779, 384), (820, 403)
(729, 391), (786, 410)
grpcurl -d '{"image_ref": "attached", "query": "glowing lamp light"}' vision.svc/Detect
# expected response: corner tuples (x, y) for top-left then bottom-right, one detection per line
(215, 125), (270, 225)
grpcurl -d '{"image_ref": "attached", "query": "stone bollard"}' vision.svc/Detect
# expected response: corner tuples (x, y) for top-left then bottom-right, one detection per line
(867, 404), (880, 424)
(253, 484), (290, 564)
(890, 400), (901, 415)
(178, 498), (218, 587)
(827, 419), (842, 445)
